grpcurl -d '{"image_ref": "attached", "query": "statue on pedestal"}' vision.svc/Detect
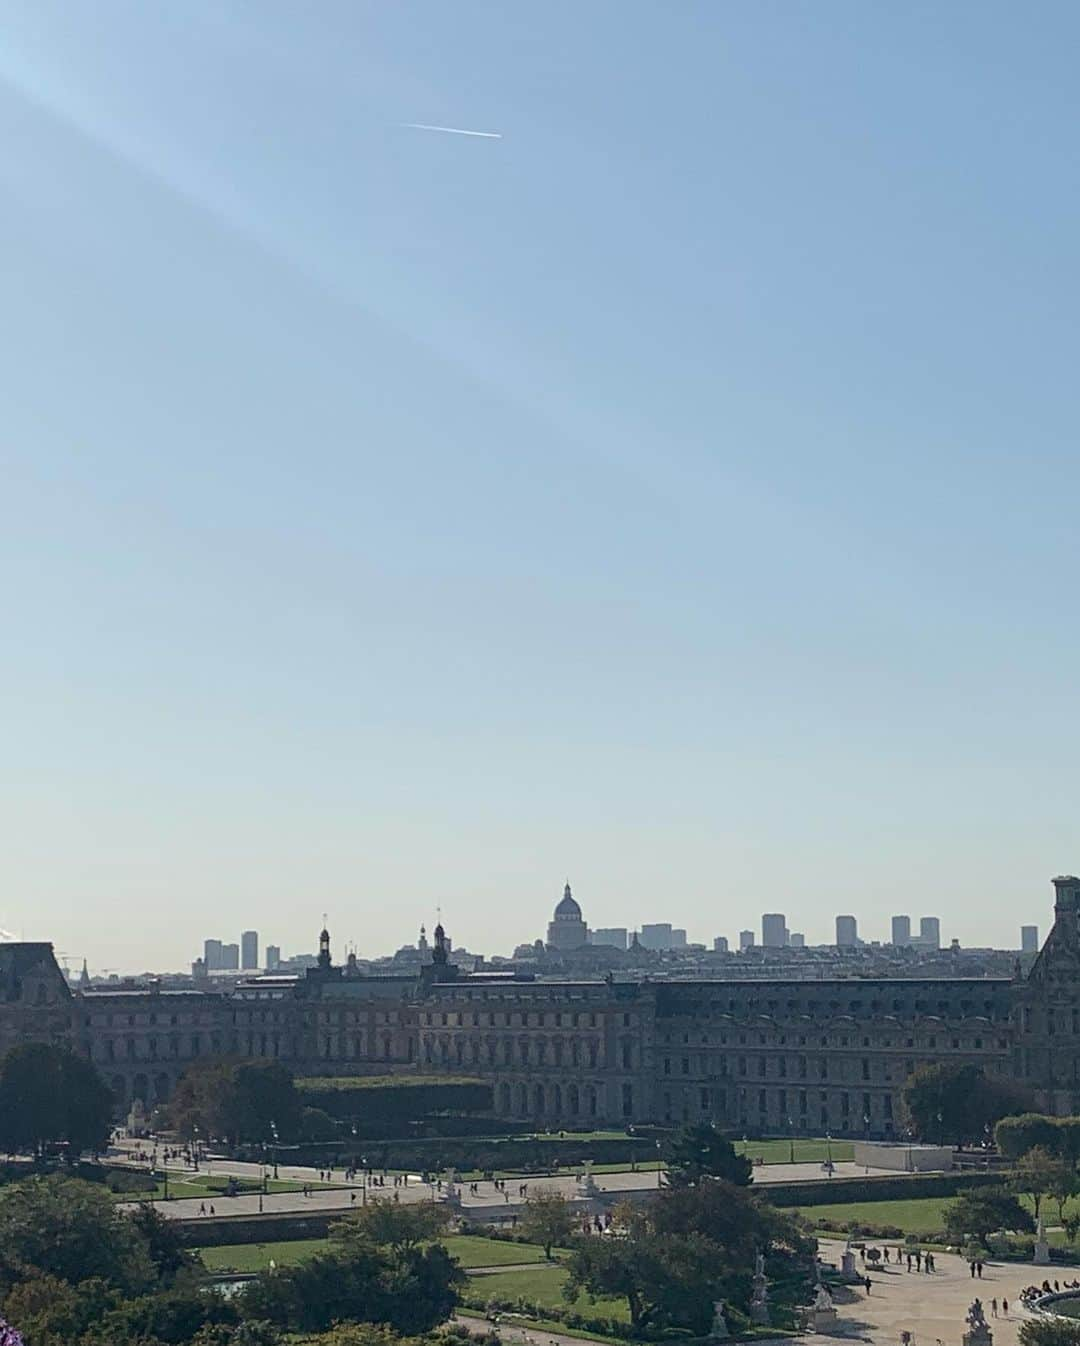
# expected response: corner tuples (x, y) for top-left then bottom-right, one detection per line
(810, 1282), (838, 1332)
(577, 1160), (599, 1196)
(962, 1298), (993, 1346)
(749, 1250), (770, 1326)
(1034, 1214), (1051, 1265)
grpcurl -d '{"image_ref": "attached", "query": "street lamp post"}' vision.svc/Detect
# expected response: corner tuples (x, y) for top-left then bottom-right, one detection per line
(863, 1114), (871, 1174)
(786, 1116), (795, 1165)
(656, 1139), (663, 1188)
(270, 1120), (279, 1181)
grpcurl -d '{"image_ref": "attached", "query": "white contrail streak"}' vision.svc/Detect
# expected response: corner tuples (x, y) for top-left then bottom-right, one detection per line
(400, 122), (502, 139)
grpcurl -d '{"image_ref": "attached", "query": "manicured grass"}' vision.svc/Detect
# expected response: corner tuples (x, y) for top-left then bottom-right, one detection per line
(199, 1239), (327, 1273)
(461, 1263), (629, 1322)
(791, 1196), (953, 1234)
(444, 1235), (552, 1267)
(198, 1233), (552, 1274)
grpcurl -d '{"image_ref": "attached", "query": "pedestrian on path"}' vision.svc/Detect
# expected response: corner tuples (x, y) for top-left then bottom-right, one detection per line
(1002, 1298), (1009, 1316)
(991, 1299), (998, 1317)
(864, 1278), (872, 1295)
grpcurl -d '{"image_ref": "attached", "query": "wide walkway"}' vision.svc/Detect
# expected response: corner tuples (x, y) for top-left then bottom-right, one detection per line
(818, 1237), (1076, 1344)
(111, 1137), (897, 1222)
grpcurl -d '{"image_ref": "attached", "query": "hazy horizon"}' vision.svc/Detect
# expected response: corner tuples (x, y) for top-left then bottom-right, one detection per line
(3, 2), (1078, 970)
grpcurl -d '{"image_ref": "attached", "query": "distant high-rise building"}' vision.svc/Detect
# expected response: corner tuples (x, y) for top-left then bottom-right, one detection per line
(919, 917), (941, 950)
(891, 915), (912, 947)
(220, 942), (240, 970)
(739, 929), (754, 951)
(789, 932), (805, 949)
(592, 927), (628, 950)
(836, 915), (858, 947)
(191, 957), (207, 981)
(241, 930), (259, 971)
(761, 913), (787, 948)
(204, 939), (223, 971)
(265, 944), (281, 971)
(670, 928), (687, 949)
(640, 923), (674, 951)
(713, 935), (729, 953)
(1021, 925), (1039, 954)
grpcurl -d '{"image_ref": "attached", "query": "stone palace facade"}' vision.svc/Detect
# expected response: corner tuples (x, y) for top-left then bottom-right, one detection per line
(3, 876), (1078, 1134)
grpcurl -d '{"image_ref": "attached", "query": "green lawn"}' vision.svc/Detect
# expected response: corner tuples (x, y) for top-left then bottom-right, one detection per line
(462, 1263), (629, 1322)
(114, 1174), (312, 1203)
(445, 1235), (553, 1267)
(791, 1196), (952, 1234)
(198, 1233), (552, 1275)
(199, 1239), (328, 1273)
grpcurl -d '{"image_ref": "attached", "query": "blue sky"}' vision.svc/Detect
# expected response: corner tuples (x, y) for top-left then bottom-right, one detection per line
(2, 1), (1078, 970)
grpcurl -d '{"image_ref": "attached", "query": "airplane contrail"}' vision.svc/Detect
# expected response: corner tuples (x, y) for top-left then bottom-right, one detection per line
(400, 122), (502, 139)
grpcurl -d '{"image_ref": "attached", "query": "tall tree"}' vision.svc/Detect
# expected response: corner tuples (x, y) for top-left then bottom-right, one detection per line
(901, 1063), (1030, 1146)
(943, 1191), (1034, 1243)
(330, 1200), (448, 1258)
(169, 1060), (301, 1144)
(0, 1044), (112, 1159)
(518, 1189), (574, 1259)
(665, 1122), (752, 1187)
(1014, 1147), (1074, 1223)
(0, 1175), (154, 1297)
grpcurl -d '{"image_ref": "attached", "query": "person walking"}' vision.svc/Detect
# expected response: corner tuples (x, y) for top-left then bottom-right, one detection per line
(1002, 1298), (1009, 1317)
(991, 1299), (998, 1317)
(864, 1278), (872, 1295)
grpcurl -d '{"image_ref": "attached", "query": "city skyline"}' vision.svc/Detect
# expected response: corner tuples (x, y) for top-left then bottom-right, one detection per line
(57, 887), (1050, 977)
(4, 3), (1080, 969)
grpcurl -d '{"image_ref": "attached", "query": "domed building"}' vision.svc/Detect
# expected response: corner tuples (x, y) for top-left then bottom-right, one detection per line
(546, 882), (588, 951)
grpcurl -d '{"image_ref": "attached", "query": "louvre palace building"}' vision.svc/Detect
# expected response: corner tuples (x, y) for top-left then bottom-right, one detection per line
(4, 875), (1079, 1135)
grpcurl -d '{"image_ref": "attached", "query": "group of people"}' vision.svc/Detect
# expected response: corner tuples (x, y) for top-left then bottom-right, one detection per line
(860, 1246), (937, 1273)
(1020, 1278), (1080, 1304)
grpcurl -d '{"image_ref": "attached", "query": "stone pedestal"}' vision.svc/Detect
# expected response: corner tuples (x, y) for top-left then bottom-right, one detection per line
(1034, 1216), (1051, 1265)
(963, 1298), (993, 1346)
(840, 1248), (858, 1280)
(577, 1161), (599, 1197)
(809, 1279), (837, 1332)
(709, 1300), (730, 1341)
(749, 1254), (770, 1326)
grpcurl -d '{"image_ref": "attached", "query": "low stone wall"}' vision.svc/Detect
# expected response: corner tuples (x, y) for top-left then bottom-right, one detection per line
(179, 1210), (339, 1247)
(851, 1141), (953, 1172)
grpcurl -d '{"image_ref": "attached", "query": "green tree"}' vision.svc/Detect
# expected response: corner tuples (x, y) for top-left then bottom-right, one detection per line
(665, 1122), (752, 1187)
(995, 1114), (1064, 1160)
(901, 1063), (1030, 1146)
(239, 1241), (462, 1336)
(127, 1203), (199, 1285)
(651, 1176), (811, 1261)
(2, 1275), (119, 1346)
(0, 1175), (154, 1296)
(1015, 1147), (1074, 1222)
(518, 1188), (575, 1259)
(944, 1191), (1034, 1243)
(0, 1043), (112, 1159)
(170, 1060), (301, 1145)
(330, 1200), (448, 1258)
(562, 1227), (718, 1332)
(1020, 1319), (1080, 1346)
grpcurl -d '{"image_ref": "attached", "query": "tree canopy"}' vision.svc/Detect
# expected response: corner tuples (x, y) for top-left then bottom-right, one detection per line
(518, 1188), (575, 1259)
(901, 1063), (1031, 1145)
(943, 1190), (1034, 1243)
(330, 1200), (449, 1258)
(0, 1175), (156, 1297)
(0, 1044), (112, 1159)
(665, 1122), (752, 1187)
(563, 1180), (809, 1333)
(169, 1060), (301, 1144)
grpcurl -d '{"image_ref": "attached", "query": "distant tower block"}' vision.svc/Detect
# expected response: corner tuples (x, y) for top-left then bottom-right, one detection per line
(836, 915), (858, 948)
